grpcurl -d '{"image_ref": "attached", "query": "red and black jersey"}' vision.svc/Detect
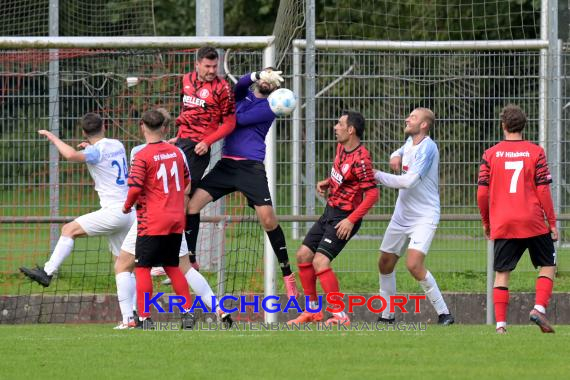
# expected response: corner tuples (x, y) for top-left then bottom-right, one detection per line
(175, 72), (236, 145)
(124, 142), (190, 236)
(477, 140), (555, 239)
(327, 143), (378, 221)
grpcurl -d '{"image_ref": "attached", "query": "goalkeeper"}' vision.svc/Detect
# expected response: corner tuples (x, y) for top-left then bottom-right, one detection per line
(184, 68), (300, 298)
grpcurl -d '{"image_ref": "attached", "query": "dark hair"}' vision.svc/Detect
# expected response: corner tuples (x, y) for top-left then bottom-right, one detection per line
(81, 113), (103, 136)
(197, 46), (218, 61)
(141, 110), (165, 131)
(342, 110), (365, 138)
(500, 104), (527, 133)
(154, 107), (171, 128)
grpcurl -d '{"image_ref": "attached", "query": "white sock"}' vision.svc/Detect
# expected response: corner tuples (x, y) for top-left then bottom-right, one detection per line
(380, 272), (396, 319)
(332, 311), (346, 318)
(496, 321), (507, 329)
(533, 305), (546, 314)
(185, 267), (215, 311)
(115, 272), (135, 323)
(419, 271), (449, 315)
(44, 236), (75, 275)
(130, 272), (137, 312)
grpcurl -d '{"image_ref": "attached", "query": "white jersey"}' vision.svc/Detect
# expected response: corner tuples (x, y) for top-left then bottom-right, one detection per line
(391, 136), (440, 225)
(130, 143), (146, 164)
(83, 138), (129, 208)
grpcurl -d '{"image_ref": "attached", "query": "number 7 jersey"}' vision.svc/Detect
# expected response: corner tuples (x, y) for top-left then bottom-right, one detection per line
(477, 140), (552, 239)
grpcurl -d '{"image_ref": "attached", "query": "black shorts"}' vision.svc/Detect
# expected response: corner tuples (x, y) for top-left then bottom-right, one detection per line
(302, 205), (362, 261)
(197, 158), (272, 208)
(175, 138), (210, 196)
(135, 234), (182, 268)
(494, 233), (556, 272)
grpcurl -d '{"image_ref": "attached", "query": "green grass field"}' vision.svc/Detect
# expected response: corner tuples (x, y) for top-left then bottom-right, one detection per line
(1, 324), (568, 379)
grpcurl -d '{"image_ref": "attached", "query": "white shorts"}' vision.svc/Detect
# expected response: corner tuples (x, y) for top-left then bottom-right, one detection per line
(121, 219), (188, 257)
(380, 221), (437, 256)
(75, 207), (135, 256)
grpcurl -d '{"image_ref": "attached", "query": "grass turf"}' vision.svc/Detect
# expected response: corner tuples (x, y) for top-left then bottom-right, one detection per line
(1, 324), (568, 379)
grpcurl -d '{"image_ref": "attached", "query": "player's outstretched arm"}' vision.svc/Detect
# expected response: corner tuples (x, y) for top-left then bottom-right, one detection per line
(374, 169), (420, 189)
(197, 95), (237, 155)
(38, 130), (86, 162)
(258, 69), (284, 87)
(389, 156), (402, 173)
(389, 146), (404, 173)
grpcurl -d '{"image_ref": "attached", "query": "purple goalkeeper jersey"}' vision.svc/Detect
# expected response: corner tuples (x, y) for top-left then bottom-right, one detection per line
(222, 74), (276, 162)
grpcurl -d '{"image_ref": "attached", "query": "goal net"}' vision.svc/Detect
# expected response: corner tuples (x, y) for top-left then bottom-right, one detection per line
(0, 45), (275, 323)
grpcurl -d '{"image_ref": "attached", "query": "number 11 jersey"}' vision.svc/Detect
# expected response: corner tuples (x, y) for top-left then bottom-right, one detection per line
(128, 141), (190, 236)
(478, 140), (552, 239)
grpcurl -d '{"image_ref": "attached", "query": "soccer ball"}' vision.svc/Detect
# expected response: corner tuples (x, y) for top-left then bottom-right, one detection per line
(268, 88), (297, 117)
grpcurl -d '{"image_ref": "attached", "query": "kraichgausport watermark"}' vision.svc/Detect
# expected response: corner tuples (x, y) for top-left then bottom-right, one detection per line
(142, 321), (428, 332)
(142, 292), (427, 315)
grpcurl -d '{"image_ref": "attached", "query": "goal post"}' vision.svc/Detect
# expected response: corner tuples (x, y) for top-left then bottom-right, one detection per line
(291, 37), (559, 326)
(0, 35), (278, 323)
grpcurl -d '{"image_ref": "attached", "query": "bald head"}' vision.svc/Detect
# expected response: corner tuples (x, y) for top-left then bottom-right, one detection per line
(415, 107), (435, 130)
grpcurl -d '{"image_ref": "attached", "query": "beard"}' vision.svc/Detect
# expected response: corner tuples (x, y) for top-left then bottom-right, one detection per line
(258, 83), (274, 96)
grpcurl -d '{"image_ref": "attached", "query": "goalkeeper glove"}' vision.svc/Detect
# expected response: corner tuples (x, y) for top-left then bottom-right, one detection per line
(251, 69), (284, 87)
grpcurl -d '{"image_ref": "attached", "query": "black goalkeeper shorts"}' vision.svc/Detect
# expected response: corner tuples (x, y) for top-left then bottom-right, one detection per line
(197, 158), (273, 208)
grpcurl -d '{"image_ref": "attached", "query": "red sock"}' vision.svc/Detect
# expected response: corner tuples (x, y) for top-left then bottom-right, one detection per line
(164, 266), (192, 310)
(316, 268), (339, 293)
(135, 267), (153, 318)
(493, 287), (509, 323)
(298, 263), (318, 302)
(535, 276), (554, 309)
(316, 268), (342, 311)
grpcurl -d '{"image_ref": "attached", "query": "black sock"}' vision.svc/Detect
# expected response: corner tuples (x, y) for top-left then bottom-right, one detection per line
(266, 225), (292, 277)
(185, 213), (200, 259)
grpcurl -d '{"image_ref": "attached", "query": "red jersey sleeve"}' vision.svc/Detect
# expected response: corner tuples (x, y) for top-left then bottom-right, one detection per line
(477, 151), (490, 186)
(202, 80), (237, 146)
(534, 149), (552, 186)
(346, 149), (378, 223)
(476, 150), (491, 228)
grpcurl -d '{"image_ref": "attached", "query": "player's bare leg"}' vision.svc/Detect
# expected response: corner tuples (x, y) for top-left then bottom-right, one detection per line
(113, 250), (136, 329)
(406, 249), (453, 325)
(20, 221), (87, 287)
(255, 204), (299, 298)
(378, 251), (399, 323)
(185, 188), (214, 270)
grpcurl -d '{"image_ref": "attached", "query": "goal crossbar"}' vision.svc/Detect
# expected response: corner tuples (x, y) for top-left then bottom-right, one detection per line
(292, 39), (549, 51)
(0, 36), (275, 49)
